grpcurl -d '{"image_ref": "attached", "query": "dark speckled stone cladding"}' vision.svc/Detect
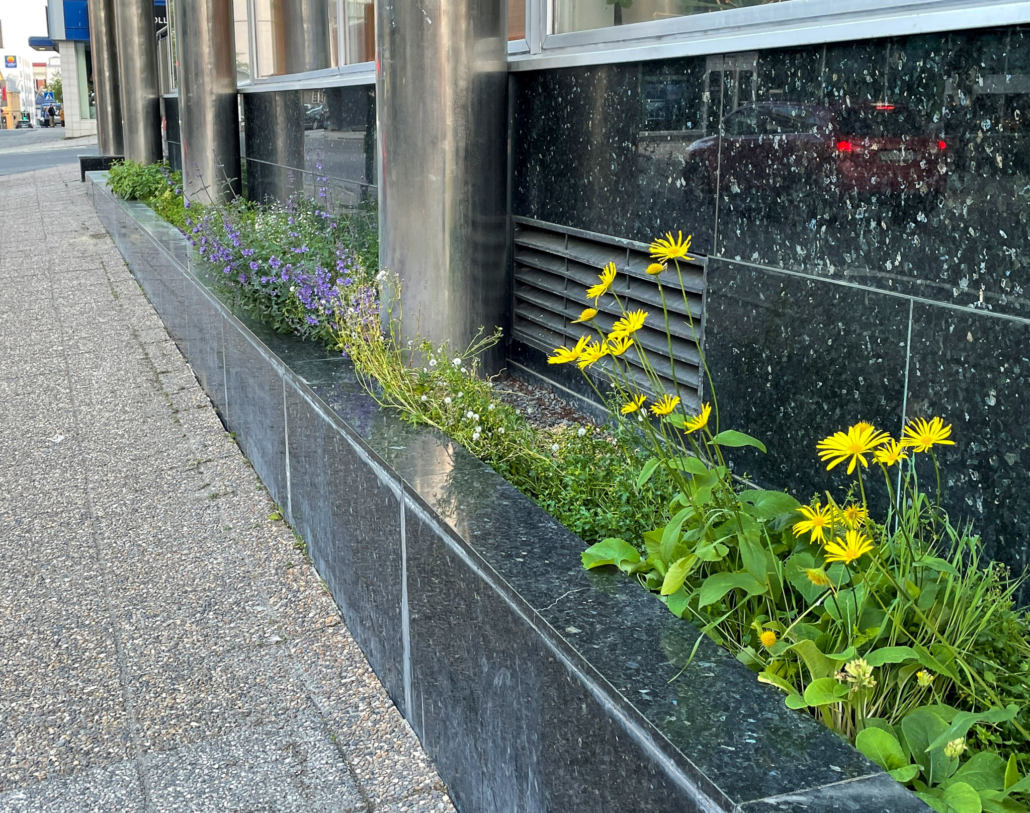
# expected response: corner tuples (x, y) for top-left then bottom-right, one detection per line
(512, 26), (1030, 605)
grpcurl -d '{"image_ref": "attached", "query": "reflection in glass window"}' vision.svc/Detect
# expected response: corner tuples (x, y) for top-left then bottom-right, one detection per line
(168, 0), (179, 89)
(233, 0), (250, 84)
(553, 0), (790, 35)
(254, 0), (337, 77)
(345, 0), (375, 64)
(254, 0), (285, 77)
(509, 0), (526, 41)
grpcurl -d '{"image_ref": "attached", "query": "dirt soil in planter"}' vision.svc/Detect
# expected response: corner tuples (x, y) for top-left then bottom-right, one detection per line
(493, 372), (601, 433)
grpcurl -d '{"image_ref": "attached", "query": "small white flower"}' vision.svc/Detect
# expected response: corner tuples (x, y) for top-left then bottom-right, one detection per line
(551, 444), (560, 453)
(429, 358), (437, 367)
(422, 367), (428, 373)
(577, 427), (587, 437)
(461, 367), (467, 374)
(420, 395), (428, 402)
(472, 433), (481, 442)
(467, 411), (475, 420)
(444, 397), (452, 405)
(473, 413), (479, 421)
(488, 404), (496, 411)
(497, 427), (505, 435)
(453, 357), (462, 366)
(457, 392), (463, 398)
(474, 427), (481, 434)
(515, 409), (521, 415)
(290, 286), (296, 292)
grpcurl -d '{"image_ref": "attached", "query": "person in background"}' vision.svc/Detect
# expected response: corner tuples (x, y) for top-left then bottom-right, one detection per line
(47, 104), (56, 127)
(40, 106), (49, 127)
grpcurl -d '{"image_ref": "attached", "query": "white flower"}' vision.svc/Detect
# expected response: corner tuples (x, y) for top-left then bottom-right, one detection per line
(474, 427), (481, 434)
(472, 433), (481, 442)
(473, 413), (479, 421)
(444, 397), (452, 405)
(577, 427), (587, 437)
(467, 411), (475, 419)
(290, 286), (296, 292)
(497, 427), (505, 435)
(488, 404), (495, 411)
(551, 444), (559, 453)
(457, 392), (463, 398)
(429, 358), (437, 367)
(452, 357), (462, 366)
(460, 367), (467, 374)
(420, 395), (428, 402)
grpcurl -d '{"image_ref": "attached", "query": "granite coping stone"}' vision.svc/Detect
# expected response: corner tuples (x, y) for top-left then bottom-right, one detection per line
(87, 171), (929, 813)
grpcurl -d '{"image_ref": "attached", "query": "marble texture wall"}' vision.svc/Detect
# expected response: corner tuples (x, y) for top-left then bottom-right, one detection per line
(512, 27), (1030, 597)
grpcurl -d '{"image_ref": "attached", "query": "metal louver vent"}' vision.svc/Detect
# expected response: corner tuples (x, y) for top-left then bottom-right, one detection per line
(512, 216), (706, 409)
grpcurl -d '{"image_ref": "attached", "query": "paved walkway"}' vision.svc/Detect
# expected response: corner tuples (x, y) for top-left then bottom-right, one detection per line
(0, 165), (454, 812)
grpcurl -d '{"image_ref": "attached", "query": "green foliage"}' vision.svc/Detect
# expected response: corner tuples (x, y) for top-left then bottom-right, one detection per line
(107, 160), (188, 231)
(44, 71), (62, 104)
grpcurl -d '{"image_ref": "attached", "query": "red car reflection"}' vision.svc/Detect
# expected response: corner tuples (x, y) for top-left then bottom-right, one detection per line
(684, 102), (949, 198)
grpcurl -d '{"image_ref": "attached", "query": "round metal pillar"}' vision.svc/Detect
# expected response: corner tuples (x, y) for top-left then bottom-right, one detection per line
(88, 0), (124, 155)
(377, 0), (509, 371)
(176, 0), (242, 203)
(114, 0), (162, 163)
(284, 0), (332, 74)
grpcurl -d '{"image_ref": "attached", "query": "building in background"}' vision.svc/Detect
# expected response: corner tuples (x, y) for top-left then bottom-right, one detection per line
(0, 53), (38, 128)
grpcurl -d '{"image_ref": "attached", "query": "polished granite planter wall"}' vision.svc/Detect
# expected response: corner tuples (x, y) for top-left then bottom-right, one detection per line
(241, 85), (377, 209)
(87, 172), (928, 813)
(512, 25), (1030, 602)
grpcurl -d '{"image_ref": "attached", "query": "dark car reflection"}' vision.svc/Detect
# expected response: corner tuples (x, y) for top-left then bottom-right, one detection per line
(685, 102), (950, 202)
(304, 103), (327, 131)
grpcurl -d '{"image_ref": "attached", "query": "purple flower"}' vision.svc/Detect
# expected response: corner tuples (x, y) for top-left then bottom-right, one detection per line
(249, 261), (259, 271)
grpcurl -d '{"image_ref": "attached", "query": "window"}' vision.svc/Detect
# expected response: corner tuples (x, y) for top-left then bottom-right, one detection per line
(234, 0), (251, 83)
(254, 0), (338, 77)
(551, 0), (792, 36)
(509, 0), (526, 41)
(344, 0), (375, 64)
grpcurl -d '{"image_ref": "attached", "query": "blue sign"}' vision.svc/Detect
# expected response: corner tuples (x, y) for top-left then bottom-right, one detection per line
(42, 91), (55, 103)
(4, 56), (16, 69)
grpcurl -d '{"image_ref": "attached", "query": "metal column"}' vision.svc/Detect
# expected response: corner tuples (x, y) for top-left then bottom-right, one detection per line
(176, 0), (241, 203)
(377, 0), (509, 371)
(114, 0), (162, 163)
(283, 0), (332, 74)
(88, 0), (124, 155)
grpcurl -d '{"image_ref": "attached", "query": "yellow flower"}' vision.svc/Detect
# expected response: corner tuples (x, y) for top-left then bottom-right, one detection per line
(759, 630), (778, 649)
(816, 422), (891, 474)
(649, 231), (693, 264)
(841, 504), (868, 530)
(577, 341), (609, 369)
(917, 670), (935, 688)
(607, 335), (634, 356)
(793, 503), (834, 545)
(901, 417), (955, 453)
(650, 394), (681, 417)
(586, 262), (617, 301)
(843, 658), (876, 690)
(873, 439), (908, 467)
(806, 568), (832, 588)
(610, 310), (647, 338)
(824, 530), (874, 566)
(684, 403), (712, 434)
(571, 307), (598, 324)
(621, 394), (647, 415)
(646, 263), (666, 275)
(547, 335), (589, 365)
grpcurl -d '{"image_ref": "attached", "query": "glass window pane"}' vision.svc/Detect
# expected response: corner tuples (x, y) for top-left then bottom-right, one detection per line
(234, 0), (251, 83)
(509, 0), (526, 41)
(254, 0), (336, 76)
(553, 0), (791, 35)
(254, 0), (286, 77)
(345, 0), (375, 65)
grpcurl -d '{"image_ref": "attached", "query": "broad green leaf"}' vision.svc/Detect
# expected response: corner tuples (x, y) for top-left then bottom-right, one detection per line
(856, 727), (908, 772)
(902, 708), (955, 787)
(661, 555), (698, 596)
(803, 677), (849, 707)
(824, 584), (868, 629)
(636, 457), (661, 488)
(865, 718), (899, 739)
(660, 507), (695, 562)
(664, 587), (691, 619)
(757, 670), (797, 696)
(981, 789), (1030, 813)
(785, 693), (808, 710)
(738, 535), (772, 586)
(927, 706), (1019, 753)
(916, 791), (951, 813)
(669, 456), (711, 475)
(786, 639), (835, 682)
(740, 489), (801, 519)
(697, 571), (768, 608)
(1005, 754), (1020, 792)
(785, 552), (828, 604)
(824, 646), (857, 664)
(942, 782), (983, 813)
(951, 753), (1007, 793)
(890, 765), (921, 783)
(1002, 776), (1030, 797)
(864, 646), (920, 668)
(582, 538), (641, 571)
(711, 430), (767, 453)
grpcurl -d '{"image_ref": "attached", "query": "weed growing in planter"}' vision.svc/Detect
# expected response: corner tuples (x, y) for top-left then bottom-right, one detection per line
(564, 233), (1030, 810)
(107, 160), (188, 231)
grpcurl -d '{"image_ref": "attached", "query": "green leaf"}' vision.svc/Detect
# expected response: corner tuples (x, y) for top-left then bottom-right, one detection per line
(864, 646), (920, 667)
(981, 789), (1030, 813)
(803, 677), (849, 707)
(951, 753), (1007, 793)
(902, 708), (955, 787)
(927, 706), (1019, 753)
(890, 765), (921, 783)
(660, 506), (695, 562)
(582, 538), (641, 570)
(785, 693), (809, 710)
(664, 587), (691, 618)
(824, 583), (868, 629)
(636, 457), (661, 488)
(268, 512), (282, 521)
(697, 572), (768, 608)
(942, 782), (983, 813)
(757, 670), (797, 696)
(1003, 776), (1030, 798)
(1005, 755), (1021, 792)
(916, 791), (951, 813)
(856, 727), (909, 772)
(669, 456), (711, 475)
(786, 639), (835, 682)
(740, 489), (801, 519)
(710, 430), (767, 453)
(661, 555), (698, 596)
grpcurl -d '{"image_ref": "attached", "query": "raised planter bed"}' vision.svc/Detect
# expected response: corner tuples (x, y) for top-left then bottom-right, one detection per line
(86, 172), (929, 813)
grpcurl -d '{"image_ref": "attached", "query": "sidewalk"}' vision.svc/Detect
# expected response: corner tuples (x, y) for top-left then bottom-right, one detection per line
(0, 165), (454, 813)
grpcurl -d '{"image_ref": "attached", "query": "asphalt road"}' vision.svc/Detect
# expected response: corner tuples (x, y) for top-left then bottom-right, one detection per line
(0, 127), (98, 176)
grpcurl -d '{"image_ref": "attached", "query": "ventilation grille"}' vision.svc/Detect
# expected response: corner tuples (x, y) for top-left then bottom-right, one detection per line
(512, 217), (706, 408)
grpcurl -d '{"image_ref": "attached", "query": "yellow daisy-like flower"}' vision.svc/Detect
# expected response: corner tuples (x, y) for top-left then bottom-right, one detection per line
(873, 439), (908, 467)
(793, 503), (834, 545)
(547, 335), (589, 365)
(824, 530), (875, 566)
(649, 231), (693, 264)
(759, 630), (778, 649)
(586, 262), (617, 302)
(607, 335), (634, 357)
(917, 670), (935, 688)
(650, 394), (681, 417)
(806, 568), (832, 588)
(645, 263), (666, 276)
(621, 394), (647, 415)
(816, 422), (891, 474)
(571, 307), (598, 324)
(610, 310), (647, 338)
(841, 504), (868, 530)
(901, 417), (955, 453)
(683, 403), (712, 434)
(577, 340), (609, 369)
